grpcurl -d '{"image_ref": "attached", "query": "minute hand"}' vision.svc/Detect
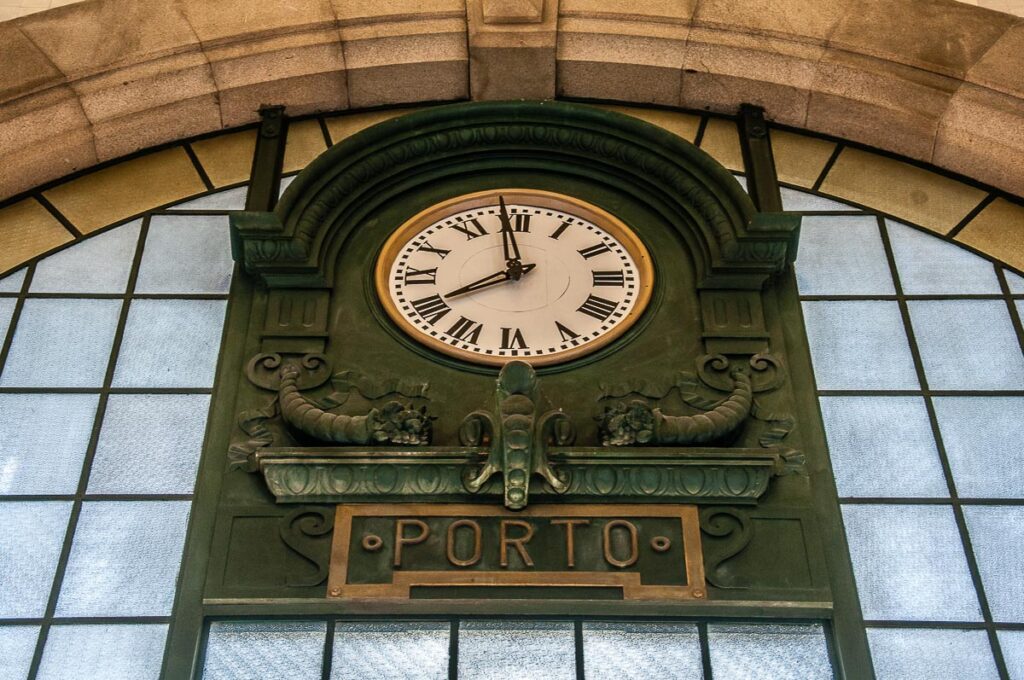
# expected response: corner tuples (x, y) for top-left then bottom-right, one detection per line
(444, 263), (536, 299)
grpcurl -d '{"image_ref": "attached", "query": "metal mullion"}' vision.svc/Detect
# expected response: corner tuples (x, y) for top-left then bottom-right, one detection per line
(800, 294), (1007, 302)
(183, 144), (216, 192)
(815, 389), (1024, 398)
(996, 266), (1024, 357)
(874, 215), (1011, 680)
(692, 116), (709, 148)
(574, 620), (585, 680)
(947, 195), (997, 241)
(811, 143), (844, 193)
(320, 618), (336, 680)
(841, 497), (1024, 506)
(448, 619), (459, 680)
(0, 262), (34, 377)
(698, 621), (714, 680)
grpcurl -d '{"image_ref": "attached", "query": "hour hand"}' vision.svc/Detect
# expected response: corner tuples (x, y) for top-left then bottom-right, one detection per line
(444, 263), (536, 299)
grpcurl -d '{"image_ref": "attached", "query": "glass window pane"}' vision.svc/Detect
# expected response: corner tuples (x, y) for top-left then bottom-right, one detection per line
(170, 186), (248, 211)
(203, 621), (326, 680)
(997, 630), (1024, 680)
(88, 394), (210, 495)
(279, 175), (296, 196)
(820, 396), (946, 498)
(113, 299), (226, 388)
(0, 394), (99, 495)
(0, 299), (121, 388)
(842, 504), (982, 621)
(707, 623), (832, 680)
(0, 298), (15, 356)
(867, 628), (998, 680)
(30, 220), (141, 293)
(0, 626), (40, 680)
(963, 506), (1024, 623)
(0, 268), (26, 293)
(934, 397), (1024, 498)
(331, 622), (448, 680)
(583, 622), (702, 680)
(801, 301), (919, 390)
(56, 501), (190, 617)
(908, 300), (1024, 391)
(0, 501), (72, 618)
(1004, 268), (1024, 294)
(781, 187), (857, 212)
(135, 214), (233, 294)
(36, 624), (167, 680)
(796, 216), (894, 295)
(886, 221), (1001, 295)
(459, 621), (576, 680)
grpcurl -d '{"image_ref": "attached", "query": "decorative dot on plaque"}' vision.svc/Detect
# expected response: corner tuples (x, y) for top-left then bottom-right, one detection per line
(650, 536), (671, 552)
(361, 533), (384, 552)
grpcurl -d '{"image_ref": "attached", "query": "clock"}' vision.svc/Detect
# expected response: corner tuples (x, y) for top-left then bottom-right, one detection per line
(374, 189), (654, 366)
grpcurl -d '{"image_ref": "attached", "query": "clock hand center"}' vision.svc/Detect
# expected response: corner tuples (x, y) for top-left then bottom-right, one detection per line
(443, 262), (537, 299)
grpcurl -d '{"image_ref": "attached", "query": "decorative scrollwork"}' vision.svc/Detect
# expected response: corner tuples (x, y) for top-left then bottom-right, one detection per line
(700, 507), (753, 590)
(227, 396), (280, 471)
(279, 507), (335, 587)
(246, 352), (330, 391)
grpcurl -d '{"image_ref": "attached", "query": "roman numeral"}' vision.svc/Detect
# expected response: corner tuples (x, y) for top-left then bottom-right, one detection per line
(500, 327), (528, 350)
(555, 321), (579, 342)
(446, 316), (483, 344)
(450, 218), (488, 240)
(578, 242), (611, 259)
(549, 220), (572, 240)
(577, 294), (618, 321)
(410, 294), (451, 325)
(404, 267), (437, 285)
(417, 240), (450, 259)
(592, 270), (625, 287)
(512, 213), (531, 232)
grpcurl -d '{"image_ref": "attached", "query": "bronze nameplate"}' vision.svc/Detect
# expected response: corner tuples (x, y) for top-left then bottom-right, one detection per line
(327, 504), (706, 601)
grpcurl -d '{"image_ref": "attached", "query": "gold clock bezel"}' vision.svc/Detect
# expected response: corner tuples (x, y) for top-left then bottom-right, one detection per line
(374, 189), (655, 366)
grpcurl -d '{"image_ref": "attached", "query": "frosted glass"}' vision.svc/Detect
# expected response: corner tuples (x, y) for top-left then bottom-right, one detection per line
(89, 394), (210, 494)
(0, 626), (39, 680)
(56, 501), (190, 616)
(963, 506), (1024, 623)
(1006, 268), (1024, 294)
(819, 396), (946, 497)
(886, 220), (1001, 294)
(36, 624), (167, 680)
(170, 186), (248, 211)
(0, 298), (121, 387)
(0, 298), (14, 351)
(0, 267), (26, 293)
(796, 216), (895, 295)
(908, 300), (1024, 390)
(331, 622), (448, 680)
(203, 621), (326, 680)
(934, 397), (1024, 498)
(842, 505), (982, 621)
(867, 628), (998, 680)
(781, 187), (856, 212)
(801, 301), (919, 390)
(113, 299), (226, 388)
(31, 220), (140, 293)
(707, 623), (832, 680)
(0, 501), (72, 617)
(459, 621), (576, 680)
(583, 622), (703, 680)
(733, 174), (748, 193)
(997, 630), (1024, 679)
(0, 393), (99, 494)
(279, 175), (296, 196)
(135, 214), (233, 293)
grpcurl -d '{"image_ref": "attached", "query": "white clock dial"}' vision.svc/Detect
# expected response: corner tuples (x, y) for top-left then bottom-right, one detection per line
(375, 190), (653, 366)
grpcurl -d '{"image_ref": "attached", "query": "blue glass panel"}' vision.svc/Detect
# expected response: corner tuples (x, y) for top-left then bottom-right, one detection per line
(0, 298), (15, 349)
(0, 298), (121, 387)
(113, 299), (226, 388)
(801, 301), (919, 390)
(0, 268), (26, 293)
(707, 623), (832, 680)
(30, 220), (140, 293)
(963, 506), (1024, 623)
(170, 186), (248, 210)
(819, 396), (946, 497)
(842, 504), (981, 621)
(781, 187), (857, 211)
(867, 628), (998, 680)
(89, 394), (209, 494)
(459, 621), (576, 680)
(0, 626), (39, 680)
(934, 397), (1024, 498)
(796, 216), (894, 295)
(1004, 268), (1024, 294)
(203, 621), (326, 680)
(0, 501), (71, 618)
(887, 220), (1000, 294)
(583, 622), (703, 680)
(997, 630), (1024, 679)
(331, 622), (448, 680)
(56, 501), (190, 617)
(908, 300), (1024, 390)
(0, 393), (99, 495)
(135, 214), (233, 293)
(36, 624), (167, 680)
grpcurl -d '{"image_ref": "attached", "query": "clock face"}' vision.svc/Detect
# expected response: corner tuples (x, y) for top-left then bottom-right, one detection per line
(374, 189), (653, 366)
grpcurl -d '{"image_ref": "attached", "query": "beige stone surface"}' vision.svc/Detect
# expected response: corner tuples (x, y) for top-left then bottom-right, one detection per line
(468, 0), (557, 100)
(324, 108), (421, 144)
(698, 117), (743, 172)
(282, 119), (328, 174)
(482, 0), (543, 23)
(819, 147), (988, 234)
(42, 146), (206, 233)
(0, 22), (64, 101)
(594, 105), (701, 142)
(0, 198), (74, 273)
(190, 129), (257, 187)
(770, 130), (837, 189)
(955, 198), (1024, 271)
